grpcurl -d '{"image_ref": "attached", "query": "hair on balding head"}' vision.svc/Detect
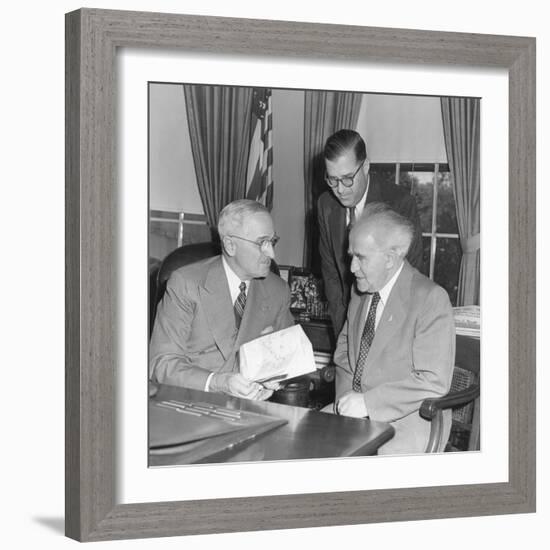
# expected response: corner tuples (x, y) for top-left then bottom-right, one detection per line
(218, 199), (269, 238)
(352, 202), (414, 258)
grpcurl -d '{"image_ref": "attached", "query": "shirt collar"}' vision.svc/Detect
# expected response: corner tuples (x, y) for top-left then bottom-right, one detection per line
(346, 174), (370, 223)
(354, 174), (370, 218)
(378, 260), (404, 307)
(221, 256), (248, 303)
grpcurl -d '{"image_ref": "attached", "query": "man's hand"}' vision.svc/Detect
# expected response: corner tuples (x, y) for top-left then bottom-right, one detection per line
(336, 390), (368, 418)
(210, 372), (273, 401)
(259, 379), (282, 392)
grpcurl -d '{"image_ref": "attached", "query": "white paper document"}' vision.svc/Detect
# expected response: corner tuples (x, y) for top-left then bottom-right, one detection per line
(239, 325), (316, 383)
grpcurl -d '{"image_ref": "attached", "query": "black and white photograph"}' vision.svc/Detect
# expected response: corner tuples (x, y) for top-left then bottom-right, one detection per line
(4, 0), (544, 545)
(1, 0), (539, 545)
(147, 82), (481, 465)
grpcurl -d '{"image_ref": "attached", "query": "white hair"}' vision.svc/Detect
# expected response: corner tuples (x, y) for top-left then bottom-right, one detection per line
(353, 202), (414, 258)
(217, 199), (268, 238)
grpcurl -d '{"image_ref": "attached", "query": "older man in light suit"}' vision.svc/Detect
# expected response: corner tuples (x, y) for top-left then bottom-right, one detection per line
(149, 199), (294, 400)
(332, 202), (455, 455)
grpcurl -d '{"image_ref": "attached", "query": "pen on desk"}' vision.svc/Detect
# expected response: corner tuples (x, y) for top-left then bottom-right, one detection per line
(156, 402), (203, 417)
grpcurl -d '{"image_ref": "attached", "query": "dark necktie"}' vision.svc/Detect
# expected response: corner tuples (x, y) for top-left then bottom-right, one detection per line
(352, 292), (381, 392)
(234, 281), (247, 328)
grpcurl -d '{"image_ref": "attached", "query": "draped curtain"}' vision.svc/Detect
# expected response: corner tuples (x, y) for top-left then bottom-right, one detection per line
(440, 97), (481, 306)
(183, 85), (253, 229)
(303, 91), (362, 269)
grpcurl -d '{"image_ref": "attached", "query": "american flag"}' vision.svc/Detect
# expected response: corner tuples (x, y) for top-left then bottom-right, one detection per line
(246, 88), (273, 209)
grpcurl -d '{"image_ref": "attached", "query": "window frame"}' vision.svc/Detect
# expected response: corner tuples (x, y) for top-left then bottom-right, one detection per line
(371, 162), (461, 302)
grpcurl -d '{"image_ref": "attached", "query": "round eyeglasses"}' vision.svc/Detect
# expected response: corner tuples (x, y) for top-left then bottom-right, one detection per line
(229, 234), (280, 252)
(325, 160), (365, 188)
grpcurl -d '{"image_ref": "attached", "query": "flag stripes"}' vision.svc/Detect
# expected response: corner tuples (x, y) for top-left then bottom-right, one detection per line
(246, 88), (273, 209)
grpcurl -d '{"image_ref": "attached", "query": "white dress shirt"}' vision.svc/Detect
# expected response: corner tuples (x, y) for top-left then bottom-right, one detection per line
(222, 255), (249, 303)
(205, 257), (249, 391)
(346, 175), (370, 225)
(361, 261), (404, 331)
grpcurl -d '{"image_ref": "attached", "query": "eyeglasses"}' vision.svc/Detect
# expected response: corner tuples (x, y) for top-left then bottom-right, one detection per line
(229, 234), (280, 252)
(325, 160), (365, 188)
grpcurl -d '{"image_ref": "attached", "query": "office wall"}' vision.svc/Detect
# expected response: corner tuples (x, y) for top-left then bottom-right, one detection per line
(149, 83), (203, 213)
(271, 89), (306, 266)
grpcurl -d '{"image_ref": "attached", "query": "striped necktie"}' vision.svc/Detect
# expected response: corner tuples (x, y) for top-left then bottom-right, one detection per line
(234, 281), (247, 328)
(352, 292), (381, 392)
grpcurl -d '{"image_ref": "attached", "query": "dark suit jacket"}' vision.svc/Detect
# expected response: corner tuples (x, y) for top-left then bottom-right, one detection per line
(334, 261), (455, 455)
(149, 256), (294, 389)
(317, 176), (424, 335)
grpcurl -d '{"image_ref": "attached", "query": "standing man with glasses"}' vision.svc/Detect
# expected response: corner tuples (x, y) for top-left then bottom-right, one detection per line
(150, 199), (294, 400)
(318, 129), (423, 337)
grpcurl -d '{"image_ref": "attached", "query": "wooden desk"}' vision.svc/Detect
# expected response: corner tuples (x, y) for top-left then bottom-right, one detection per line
(150, 385), (394, 466)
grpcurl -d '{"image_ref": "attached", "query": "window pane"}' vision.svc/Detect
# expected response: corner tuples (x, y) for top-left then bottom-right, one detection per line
(436, 171), (459, 234)
(404, 171), (434, 233)
(369, 164), (396, 187)
(398, 169), (413, 192)
(433, 237), (462, 306)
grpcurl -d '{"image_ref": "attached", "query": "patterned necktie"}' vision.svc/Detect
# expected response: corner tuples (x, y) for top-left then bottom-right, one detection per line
(234, 281), (247, 328)
(352, 292), (381, 392)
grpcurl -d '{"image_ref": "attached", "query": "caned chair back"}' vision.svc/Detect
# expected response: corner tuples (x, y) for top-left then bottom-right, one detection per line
(421, 334), (480, 452)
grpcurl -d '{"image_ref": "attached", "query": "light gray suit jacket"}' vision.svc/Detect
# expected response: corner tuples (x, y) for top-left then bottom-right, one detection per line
(149, 256), (294, 390)
(334, 261), (455, 455)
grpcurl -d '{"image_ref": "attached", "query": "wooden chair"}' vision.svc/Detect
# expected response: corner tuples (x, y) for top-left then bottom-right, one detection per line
(420, 334), (480, 452)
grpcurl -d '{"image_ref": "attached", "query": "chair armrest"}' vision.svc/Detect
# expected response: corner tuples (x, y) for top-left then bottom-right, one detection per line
(420, 384), (480, 420)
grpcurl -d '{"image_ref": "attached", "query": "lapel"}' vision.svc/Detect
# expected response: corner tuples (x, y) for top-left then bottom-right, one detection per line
(235, 278), (271, 349)
(363, 262), (413, 371)
(365, 177), (383, 204)
(199, 257), (237, 361)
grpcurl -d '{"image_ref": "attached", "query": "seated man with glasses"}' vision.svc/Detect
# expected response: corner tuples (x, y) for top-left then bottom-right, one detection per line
(150, 199), (294, 400)
(318, 129), (423, 337)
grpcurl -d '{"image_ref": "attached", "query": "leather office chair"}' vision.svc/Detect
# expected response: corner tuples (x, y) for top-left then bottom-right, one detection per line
(149, 257), (162, 335)
(420, 334), (480, 452)
(150, 242), (221, 335)
(150, 241), (280, 335)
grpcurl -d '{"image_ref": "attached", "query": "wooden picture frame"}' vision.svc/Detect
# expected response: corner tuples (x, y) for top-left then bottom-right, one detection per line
(65, 8), (535, 542)
(277, 265), (292, 284)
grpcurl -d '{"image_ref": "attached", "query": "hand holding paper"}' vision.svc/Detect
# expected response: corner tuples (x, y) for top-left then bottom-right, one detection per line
(210, 372), (271, 400)
(239, 325), (316, 383)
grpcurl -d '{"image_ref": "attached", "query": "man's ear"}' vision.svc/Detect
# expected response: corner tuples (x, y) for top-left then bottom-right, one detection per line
(222, 236), (236, 257)
(362, 159), (370, 176)
(386, 249), (401, 269)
